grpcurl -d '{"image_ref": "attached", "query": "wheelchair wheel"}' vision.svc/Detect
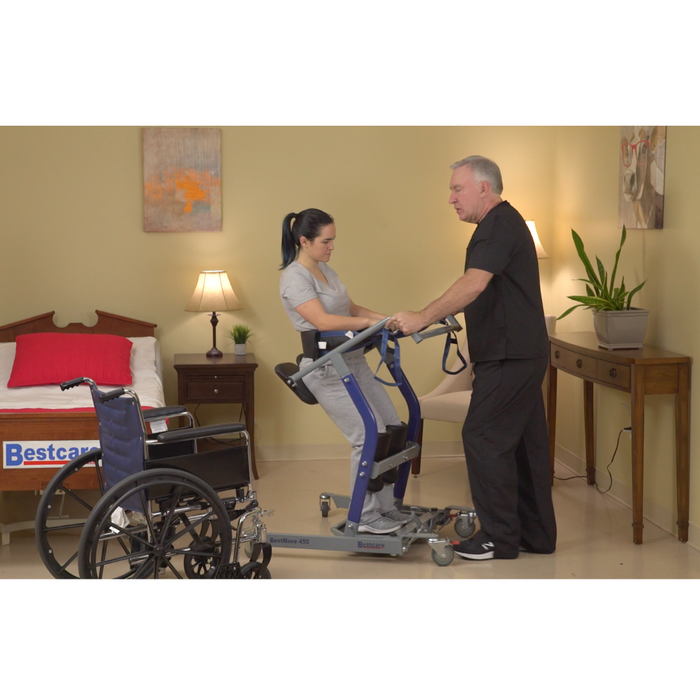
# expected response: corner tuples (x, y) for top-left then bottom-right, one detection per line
(35, 450), (105, 579)
(78, 468), (232, 579)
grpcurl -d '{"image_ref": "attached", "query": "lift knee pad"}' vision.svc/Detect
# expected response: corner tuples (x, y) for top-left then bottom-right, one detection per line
(367, 476), (384, 492)
(365, 432), (391, 492)
(374, 431), (391, 461)
(382, 467), (399, 484)
(386, 422), (408, 455)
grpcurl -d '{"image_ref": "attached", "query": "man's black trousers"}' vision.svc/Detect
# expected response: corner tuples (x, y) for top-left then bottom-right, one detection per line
(462, 356), (557, 558)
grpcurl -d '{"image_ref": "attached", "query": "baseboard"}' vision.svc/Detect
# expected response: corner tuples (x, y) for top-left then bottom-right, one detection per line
(256, 440), (465, 463)
(554, 442), (700, 552)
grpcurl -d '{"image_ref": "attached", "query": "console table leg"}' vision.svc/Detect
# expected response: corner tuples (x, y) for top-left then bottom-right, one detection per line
(676, 363), (690, 542)
(547, 364), (558, 485)
(584, 380), (595, 485)
(631, 365), (646, 544)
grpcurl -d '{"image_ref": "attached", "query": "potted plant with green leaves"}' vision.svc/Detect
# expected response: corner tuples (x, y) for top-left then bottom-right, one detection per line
(558, 225), (648, 349)
(227, 324), (253, 356)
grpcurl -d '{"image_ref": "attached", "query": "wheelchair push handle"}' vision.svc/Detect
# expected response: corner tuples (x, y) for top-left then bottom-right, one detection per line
(410, 314), (463, 344)
(99, 388), (128, 403)
(60, 377), (96, 391)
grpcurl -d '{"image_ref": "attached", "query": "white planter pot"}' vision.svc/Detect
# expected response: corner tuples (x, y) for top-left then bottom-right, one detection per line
(592, 308), (649, 350)
(234, 343), (247, 356)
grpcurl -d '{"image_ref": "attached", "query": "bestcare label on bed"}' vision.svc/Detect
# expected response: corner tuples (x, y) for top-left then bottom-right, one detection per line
(3, 440), (100, 469)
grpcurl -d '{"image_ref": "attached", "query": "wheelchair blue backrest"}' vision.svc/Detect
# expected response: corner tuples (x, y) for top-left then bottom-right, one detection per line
(91, 384), (149, 497)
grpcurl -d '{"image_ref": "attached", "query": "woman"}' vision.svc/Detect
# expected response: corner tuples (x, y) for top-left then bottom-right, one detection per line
(279, 208), (410, 534)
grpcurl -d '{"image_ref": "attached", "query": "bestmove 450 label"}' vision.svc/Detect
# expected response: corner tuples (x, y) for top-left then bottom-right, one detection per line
(3, 441), (100, 469)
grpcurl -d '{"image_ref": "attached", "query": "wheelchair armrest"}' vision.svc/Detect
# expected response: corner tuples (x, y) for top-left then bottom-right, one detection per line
(143, 406), (189, 421)
(155, 423), (247, 443)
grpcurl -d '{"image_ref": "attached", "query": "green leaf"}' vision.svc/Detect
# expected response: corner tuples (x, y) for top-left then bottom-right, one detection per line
(609, 225), (626, 294)
(571, 229), (601, 287)
(625, 280), (647, 309)
(557, 304), (587, 320)
(596, 257), (607, 294)
(574, 277), (606, 295)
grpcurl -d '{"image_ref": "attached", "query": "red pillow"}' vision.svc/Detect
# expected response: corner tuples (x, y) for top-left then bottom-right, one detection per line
(8, 333), (133, 388)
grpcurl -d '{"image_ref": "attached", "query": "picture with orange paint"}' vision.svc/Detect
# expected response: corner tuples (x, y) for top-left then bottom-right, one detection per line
(143, 127), (222, 232)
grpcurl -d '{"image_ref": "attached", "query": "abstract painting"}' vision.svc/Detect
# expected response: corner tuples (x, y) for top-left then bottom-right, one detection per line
(618, 126), (666, 229)
(143, 127), (222, 232)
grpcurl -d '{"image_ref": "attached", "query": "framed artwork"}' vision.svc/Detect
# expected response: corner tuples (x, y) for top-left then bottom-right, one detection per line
(618, 126), (666, 229)
(143, 127), (222, 232)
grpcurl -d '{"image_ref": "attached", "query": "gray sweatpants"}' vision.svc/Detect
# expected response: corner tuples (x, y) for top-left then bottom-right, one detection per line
(301, 349), (401, 520)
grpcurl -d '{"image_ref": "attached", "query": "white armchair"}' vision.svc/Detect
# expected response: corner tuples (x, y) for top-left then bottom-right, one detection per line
(411, 315), (556, 476)
(412, 336), (472, 476)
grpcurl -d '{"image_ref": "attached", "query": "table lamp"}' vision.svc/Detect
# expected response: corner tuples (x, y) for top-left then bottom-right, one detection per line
(526, 220), (556, 334)
(186, 270), (242, 358)
(526, 220), (549, 259)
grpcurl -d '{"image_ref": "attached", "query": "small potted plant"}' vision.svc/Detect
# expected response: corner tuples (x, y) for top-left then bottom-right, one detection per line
(558, 226), (648, 349)
(227, 324), (253, 356)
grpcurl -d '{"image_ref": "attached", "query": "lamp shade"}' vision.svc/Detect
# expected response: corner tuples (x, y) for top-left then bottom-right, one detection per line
(185, 270), (242, 312)
(526, 220), (549, 259)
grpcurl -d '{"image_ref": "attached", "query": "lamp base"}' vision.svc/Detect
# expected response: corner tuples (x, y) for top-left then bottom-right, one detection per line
(205, 312), (223, 358)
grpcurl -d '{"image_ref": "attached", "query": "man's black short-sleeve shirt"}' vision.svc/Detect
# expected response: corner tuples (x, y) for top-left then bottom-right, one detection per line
(464, 201), (548, 362)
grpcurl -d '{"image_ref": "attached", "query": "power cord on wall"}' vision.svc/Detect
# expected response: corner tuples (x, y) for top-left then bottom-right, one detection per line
(555, 426), (629, 495)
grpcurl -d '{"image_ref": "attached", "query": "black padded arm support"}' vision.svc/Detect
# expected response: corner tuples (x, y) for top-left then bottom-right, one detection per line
(155, 423), (246, 443)
(142, 406), (189, 420)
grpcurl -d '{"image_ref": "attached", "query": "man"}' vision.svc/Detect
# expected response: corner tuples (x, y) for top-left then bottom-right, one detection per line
(389, 156), (556, 560)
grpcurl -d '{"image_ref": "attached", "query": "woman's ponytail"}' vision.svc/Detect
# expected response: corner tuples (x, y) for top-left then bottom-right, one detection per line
(280, 212), (298, 269)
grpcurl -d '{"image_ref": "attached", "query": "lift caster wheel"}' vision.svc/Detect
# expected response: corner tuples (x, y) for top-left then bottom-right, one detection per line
(431, 545), (454, 567)
(454, 516), (476, 539)
(320, 501), (330, 518)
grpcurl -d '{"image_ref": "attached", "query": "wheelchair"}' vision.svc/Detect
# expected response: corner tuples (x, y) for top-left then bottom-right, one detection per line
(273, 315), (477, 567)
(35, 378), (271, 579)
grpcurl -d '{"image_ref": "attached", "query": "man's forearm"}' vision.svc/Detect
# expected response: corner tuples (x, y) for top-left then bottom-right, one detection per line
(419, 269), (492, 325)
(389, 268), (493, 335)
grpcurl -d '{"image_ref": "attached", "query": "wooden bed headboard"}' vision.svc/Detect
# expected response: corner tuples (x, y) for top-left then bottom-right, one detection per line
(0, 310), (158, 493)
(0, 310), (157, 343)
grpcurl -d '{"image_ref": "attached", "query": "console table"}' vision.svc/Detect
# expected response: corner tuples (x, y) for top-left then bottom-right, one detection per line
(174, 353), (259, 479)
(547, 332), (691, 544)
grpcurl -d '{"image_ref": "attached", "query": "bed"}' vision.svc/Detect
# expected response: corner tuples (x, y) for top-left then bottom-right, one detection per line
(0, 310), (164, 494)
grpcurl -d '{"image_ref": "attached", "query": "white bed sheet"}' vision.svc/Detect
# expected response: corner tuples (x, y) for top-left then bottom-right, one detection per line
(0, 336), (165, 411)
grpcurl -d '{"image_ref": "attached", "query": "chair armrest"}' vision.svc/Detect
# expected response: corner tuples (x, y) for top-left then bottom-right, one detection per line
(143, 406), (189, 421)
(155, 423), (247, 443)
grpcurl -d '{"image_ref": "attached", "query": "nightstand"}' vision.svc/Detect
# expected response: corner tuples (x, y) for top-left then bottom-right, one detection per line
(174, 353), (259, 479)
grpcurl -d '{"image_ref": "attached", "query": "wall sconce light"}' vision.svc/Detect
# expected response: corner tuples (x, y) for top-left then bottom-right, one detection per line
(185, 270), (242, 358)
(526, 220), (549, 259)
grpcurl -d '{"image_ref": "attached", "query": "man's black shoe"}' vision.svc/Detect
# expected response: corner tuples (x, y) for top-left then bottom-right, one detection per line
(453, 531), (496, 560)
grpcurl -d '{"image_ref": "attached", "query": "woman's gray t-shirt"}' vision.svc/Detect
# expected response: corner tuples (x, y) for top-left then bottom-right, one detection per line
(280, 261), (351, 332)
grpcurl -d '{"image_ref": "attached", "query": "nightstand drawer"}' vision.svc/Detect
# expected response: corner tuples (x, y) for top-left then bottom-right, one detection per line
(597, 360), (631, 390)
(184, 378), (245, 402)
(551, 346), (596, 380)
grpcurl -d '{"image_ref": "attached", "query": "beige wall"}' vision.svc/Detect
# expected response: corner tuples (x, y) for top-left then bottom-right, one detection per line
(0, 126), (555, 450)
(551, 126), (700, 540)
(2, 125), (699, 541)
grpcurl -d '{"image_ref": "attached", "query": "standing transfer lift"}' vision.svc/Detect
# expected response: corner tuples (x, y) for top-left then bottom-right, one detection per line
(274, 316), (476, 567)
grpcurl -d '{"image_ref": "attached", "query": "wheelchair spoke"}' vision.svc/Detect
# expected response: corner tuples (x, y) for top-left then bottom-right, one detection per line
(79, 469), (232, 579)
(57, 550), (79, 575)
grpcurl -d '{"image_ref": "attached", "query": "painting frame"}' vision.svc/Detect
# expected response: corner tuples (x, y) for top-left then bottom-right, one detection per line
(618, 126), (666, 230)
(143, 127), (222, 232)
